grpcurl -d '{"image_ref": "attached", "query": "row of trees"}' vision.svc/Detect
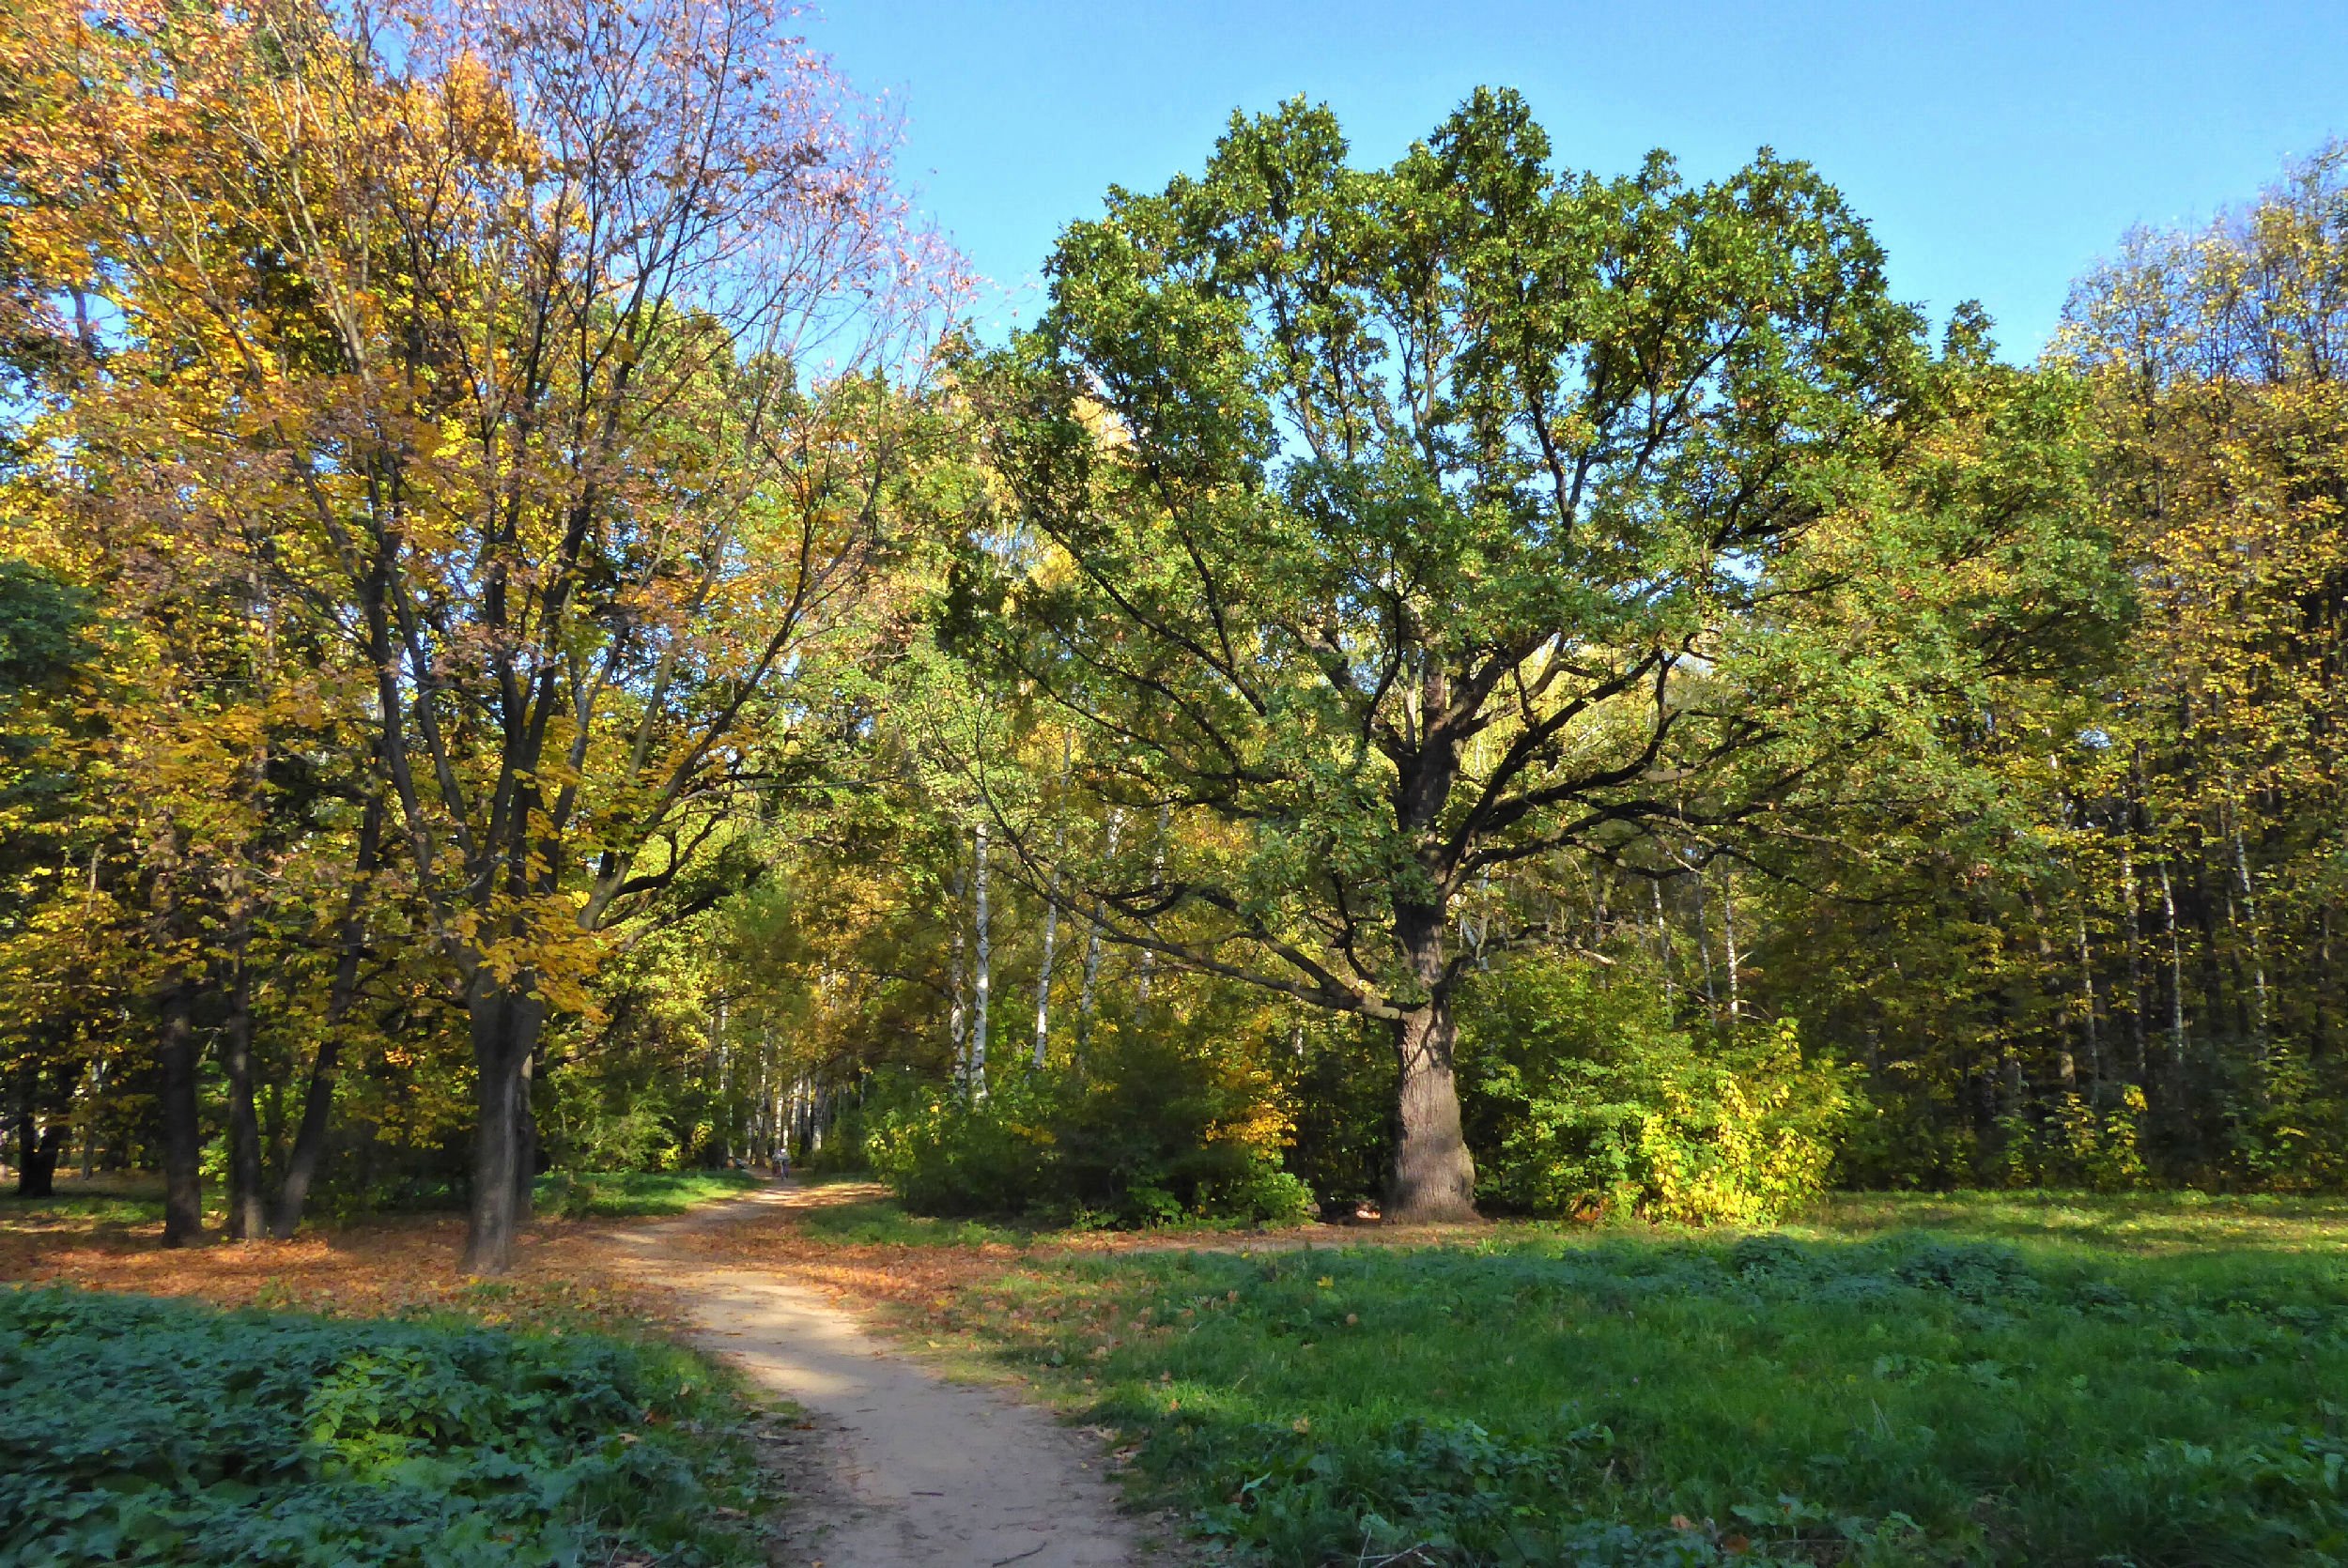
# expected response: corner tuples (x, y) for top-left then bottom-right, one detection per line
(0, 0), (953, 1269)
(3, 0), (2342, 1264)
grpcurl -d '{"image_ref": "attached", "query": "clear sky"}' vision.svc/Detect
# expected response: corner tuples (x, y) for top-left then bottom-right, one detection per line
(816, 0), (2347, 360)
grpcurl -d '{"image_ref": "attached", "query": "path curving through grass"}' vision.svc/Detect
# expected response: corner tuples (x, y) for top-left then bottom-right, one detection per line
(600, 1183), (1146, 1568)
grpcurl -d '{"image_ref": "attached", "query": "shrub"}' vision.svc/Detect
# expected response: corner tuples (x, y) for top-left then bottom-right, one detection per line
(1458, 955), (1856, 1223)
(863, 1029), (1305, 1226)
(0, 1286), (766, 1567)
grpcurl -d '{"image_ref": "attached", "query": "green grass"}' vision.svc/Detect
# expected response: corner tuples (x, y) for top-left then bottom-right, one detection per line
(0, 1284), (777, 1566)
(533, 1168), (765, 1218)
(0, 1173), (169, 1227)
(795, 1197), (1030, 1248)
(919, 1191), (2348, 1565)
(0, 1168), (763, 1229)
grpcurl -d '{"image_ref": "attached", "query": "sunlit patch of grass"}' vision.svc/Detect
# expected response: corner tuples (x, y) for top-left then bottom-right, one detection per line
(534, 1168), (765, 1218)
(896, 1193), (2348, 1564)
(0, 1173), (169, 1231)
(1795, 1188), (2348, 1257)
(793, 1199), (1030, 1249)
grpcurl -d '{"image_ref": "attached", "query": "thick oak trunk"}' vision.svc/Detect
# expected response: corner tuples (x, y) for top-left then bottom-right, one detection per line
(461, 975), (544, 1275)
(1386, 905), (1477, 1222)
(158, 972), (204, 1247)
(1388, 1000), (1478, 1221)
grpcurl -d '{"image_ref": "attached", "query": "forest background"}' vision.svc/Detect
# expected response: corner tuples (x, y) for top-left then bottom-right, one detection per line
(3, 0), (2346, 1273)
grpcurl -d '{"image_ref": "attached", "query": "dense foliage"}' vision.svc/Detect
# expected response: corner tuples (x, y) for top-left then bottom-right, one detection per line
(862, 1028), (1316, 1226)
(0, 1287), (768, 1566)
(0, 0), (2343, 1254)
(1457, 958), (1855, 1223)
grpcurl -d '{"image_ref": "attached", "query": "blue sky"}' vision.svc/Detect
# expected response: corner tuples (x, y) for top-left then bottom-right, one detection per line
(817, 0), (2347, 360)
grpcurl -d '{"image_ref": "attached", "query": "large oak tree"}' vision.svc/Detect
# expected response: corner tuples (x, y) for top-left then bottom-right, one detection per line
(956, 91), (2086, 1219)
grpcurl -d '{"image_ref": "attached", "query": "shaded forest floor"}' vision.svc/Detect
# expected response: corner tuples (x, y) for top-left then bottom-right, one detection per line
(0, 1170), (719, 1331)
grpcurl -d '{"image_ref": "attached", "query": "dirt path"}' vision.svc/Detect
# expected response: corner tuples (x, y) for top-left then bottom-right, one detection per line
(598, 1184), (1147, 1568)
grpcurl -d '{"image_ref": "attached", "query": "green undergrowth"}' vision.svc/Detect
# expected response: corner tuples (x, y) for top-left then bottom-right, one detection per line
(0, 1168), (763, 1232)
(921, 1198), (2348, 1565)
(1, 1174), (171, 1228)
(0, 1286), (775, 1567)
(533, 1167), (765, 1218)
(794, 1197), (1032, 1248)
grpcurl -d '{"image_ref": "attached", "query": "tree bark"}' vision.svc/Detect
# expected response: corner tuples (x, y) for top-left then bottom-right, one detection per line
(460, 973), (544, 1275)
(969, 821), (991, 1097)
(1385, 905), (1477, 1222)
(1135, 806), (1167, 1013)
(1075, 808), (1121, 1053)
(13, 1111), (61, 1199)
(158, 970), (204, 1247)
(1033, 822), (1064, 1068)
(948, 853), (968, 1064)
(222, 934), (266, 1241)
(512, 1041), (538, 1222)
(1389, 999), (1477, 1222)
(1718, 862), (1741, 1023)
(275, 792), (382, 1237)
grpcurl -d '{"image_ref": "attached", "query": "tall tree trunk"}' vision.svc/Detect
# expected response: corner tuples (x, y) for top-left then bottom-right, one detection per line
(1033, 822), (1064, 1068)
(1386, 904), (1477, 1222)
(1075, 808), (1121, 1053)
(1687, 866), (1719, 1014)
(2158, 857), (2187, 1068)
(969, 822), (992, 1097)
(947, 853), (968, 1064)
(158, 969), (204, 1247)
(1136, 805), (1168, 1014)
(13, 1107), (61, 1199)
(2229, 797), (2271, 1053)
(272, 792), (381, 1238)
(1651, 877), (1676, 1003)
(79, 1061), (103, 1181)
(222, 932), (266, 1241)
(461, 972), (544, 1275)
(1718, 862), (1741, 1023)
(2074, 906), (2103, 1090)
(2121, 841), (2148, 1082)
(512, 1042), (538, 1221)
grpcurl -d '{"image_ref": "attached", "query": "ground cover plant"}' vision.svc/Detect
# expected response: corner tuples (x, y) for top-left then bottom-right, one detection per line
(533, 1169), (766, 1219)
(866, 1191), (2348, 1566)
(0, 1287), (773, 1568)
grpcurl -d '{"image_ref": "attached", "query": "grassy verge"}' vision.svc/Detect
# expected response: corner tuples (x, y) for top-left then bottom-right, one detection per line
(793, 1196), (1032, 1249)
(883, 1191), (2348, 1565)
(533, 1168), (765, 1218)
(0, 1285), (779, 1568)
(0, 1167), (765, 1233)
(0, 1173), (169, 1229)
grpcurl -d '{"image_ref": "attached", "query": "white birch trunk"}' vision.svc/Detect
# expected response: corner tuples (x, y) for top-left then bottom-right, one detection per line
(2158, 857), (2187, 1066)
(948, 853), (968, 1066)
(1718, 862), (1741, 1023)
(970, 821), (992, 1098)
(1034, 820), (1065, 1068)
(1075, 808), (1121, 1052)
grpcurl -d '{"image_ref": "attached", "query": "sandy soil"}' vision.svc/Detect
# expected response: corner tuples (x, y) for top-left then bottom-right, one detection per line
(601, 1185), (1149, 1568)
